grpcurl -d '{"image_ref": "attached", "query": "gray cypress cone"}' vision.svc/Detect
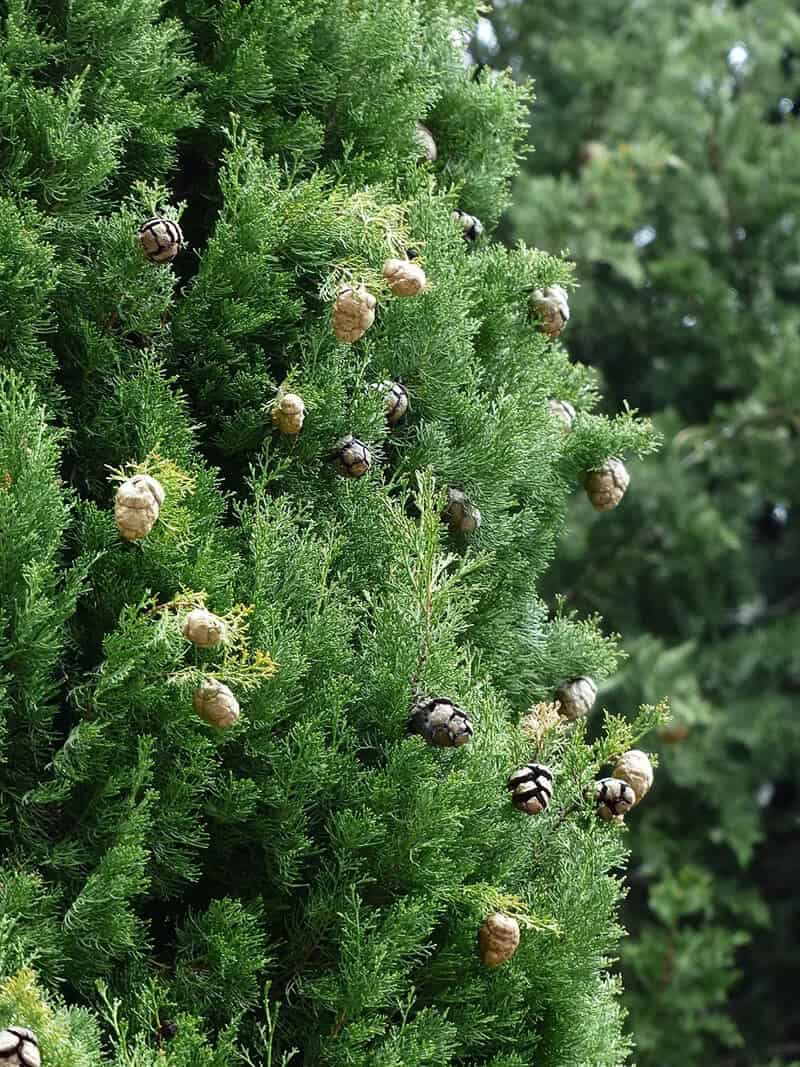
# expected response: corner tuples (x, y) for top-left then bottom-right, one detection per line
(506, 762), (554, 814)
(410, 696), (474, 747)
(0, 1027), (41, 1067)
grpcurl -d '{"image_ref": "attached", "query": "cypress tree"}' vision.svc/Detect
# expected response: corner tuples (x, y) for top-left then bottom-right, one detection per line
(0, 3), (658, 1064)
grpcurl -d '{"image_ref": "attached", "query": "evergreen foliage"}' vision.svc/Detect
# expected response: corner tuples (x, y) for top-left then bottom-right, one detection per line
(483, 1), (800, 1064)
(0, 1), (659, 1064)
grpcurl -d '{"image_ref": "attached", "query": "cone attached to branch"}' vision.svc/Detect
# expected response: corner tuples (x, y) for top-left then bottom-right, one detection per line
(377, 380), (410, 425)
(451, 210), (483, 242)
(549, 398), (576, 431)
(531, 285), (570, 338)
(410, 695), (474, 747)
(555, 676), (597, 721)
(612, 749), (654, 805)
(333, 435), (372, 478)
(584, 459), (630, 511)
(479, 913), (520, 967)
(383, 258), (426, 297)
(183, 609), (227, 648)
(591, 777), (636, 821)
(193, 678), (240, 729)
(506, 763), (554, 815)
(0, 1027), (41, 1067)
(138, 217), (183, 263)
(414, 122), (437, 162)
(114, 474), (165, 541)
(332, 284), (376, 342)
(443, 488), (481, 533)
(272, 392), (305, 435)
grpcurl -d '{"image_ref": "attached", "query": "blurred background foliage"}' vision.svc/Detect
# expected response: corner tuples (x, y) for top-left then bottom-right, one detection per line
(477, 1), (800, 1065)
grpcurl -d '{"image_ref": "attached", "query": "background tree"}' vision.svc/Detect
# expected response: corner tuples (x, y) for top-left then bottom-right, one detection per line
(481, 2), (800, 1064)
(0, 2), (659, 1065)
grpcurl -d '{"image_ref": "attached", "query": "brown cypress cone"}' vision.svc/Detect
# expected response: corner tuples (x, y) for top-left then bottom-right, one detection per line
(612, 750), (654, 805)
(414, 122), (437, 162)
(443, 488), (481, 533)
(383, 258), (427, 297)
(479, 913), (520, 967)
(378, 380), (410, 425)
(182, 608), (227, 648)
(451, 210), (483, 242)
(584, 459), (630, 511)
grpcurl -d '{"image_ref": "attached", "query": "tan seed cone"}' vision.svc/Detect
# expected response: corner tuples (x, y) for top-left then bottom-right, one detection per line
(332, 285), (376, 342)
(114, 474), (165, 540)
(379, 380), (410, 425)
(410, 695), (474, 748)
(272, 392), (306, 434)
(451, 210), (483, 241)
(506, 763), (554, 815)
(334, 435), (372, 478)
(138, 217), (183, 263)
(531, 285), (570, 338)
(414, 122), (437, 162)
(444, 488), (481, 533)
(479, 913), (521, 967)
(193, 678), (240, 728)
(613, 749), (654, 805)
(182, 608), (227, 648)
(383, 258), (427, 297)
(554, 676), (597, 721)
